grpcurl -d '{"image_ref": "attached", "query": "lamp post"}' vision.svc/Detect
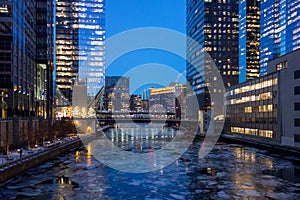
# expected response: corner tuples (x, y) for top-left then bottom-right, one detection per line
(1, 91), (4, 118)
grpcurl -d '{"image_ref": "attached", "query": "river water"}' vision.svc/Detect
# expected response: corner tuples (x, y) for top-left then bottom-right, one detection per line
(1, 125), (300, 199)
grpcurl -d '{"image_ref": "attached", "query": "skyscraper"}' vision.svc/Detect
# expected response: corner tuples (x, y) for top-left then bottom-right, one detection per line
(260, 0), (300, 76)
(238, 0), (260, 83)
(103, 76), (130, 112)
(186, 0), (239, 109)
(55, 0), (79, 103)
(36, 0), (55, 118)
(0, 0), (37, 117)
(55, 0), (105, 105)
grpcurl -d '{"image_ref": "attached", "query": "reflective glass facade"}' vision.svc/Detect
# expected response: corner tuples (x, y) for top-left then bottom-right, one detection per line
(0, 0), (37, 117)
(186, 0), (239, 109)
(238, 0), (261, 83)
(76, 0), (105, 97)
(260, 0), (300, 76)
(36, 0), (55, 118)
(56, 0), (78, 103)
(55, 0), (105, 104)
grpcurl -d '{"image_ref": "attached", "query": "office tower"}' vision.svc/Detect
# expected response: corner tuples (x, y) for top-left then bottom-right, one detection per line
(226, 49), (300, 148)
(103, 76), (130, 112)
(55, 0), (105, 105)
(149, 84), (186, 119)
(238, 0), (261, 83)
(36, 0), (55, 118)
(260, 0), (300, 76)
(142, 88), (150, 100)
(186, 0), (239, 110)
(0, 0), (37, 117)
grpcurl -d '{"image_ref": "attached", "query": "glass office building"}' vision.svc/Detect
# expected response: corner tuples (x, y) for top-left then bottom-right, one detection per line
(75, 0), (105, 97)
(0, 0), (37, 117)
(103, 76), (130, 112)
(55, 0), (105, 105)
(260, 0), (300, 76)
(187, 0), (239, 109)
(36, 0), (55, 118)
(238, 0), (261, 83)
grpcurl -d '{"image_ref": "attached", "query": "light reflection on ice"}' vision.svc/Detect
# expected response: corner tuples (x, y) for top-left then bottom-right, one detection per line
(0, 131), (300, 199)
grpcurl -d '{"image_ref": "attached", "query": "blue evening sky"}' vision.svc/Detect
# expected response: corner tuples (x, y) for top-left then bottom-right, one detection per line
(106, 0), (186, 94)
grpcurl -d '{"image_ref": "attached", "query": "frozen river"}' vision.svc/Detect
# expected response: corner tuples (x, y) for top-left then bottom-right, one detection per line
(1, 125), (300, 199)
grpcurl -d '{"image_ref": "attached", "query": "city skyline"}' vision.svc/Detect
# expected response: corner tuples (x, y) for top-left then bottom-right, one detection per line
(1, 1), (300, 199)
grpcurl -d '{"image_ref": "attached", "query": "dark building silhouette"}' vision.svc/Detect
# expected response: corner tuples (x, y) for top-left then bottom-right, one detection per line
(130, 94), (142, 112)
(0, 0), (37, 117)
(36, 0), (55, 118)
(186, 0), (239, 110)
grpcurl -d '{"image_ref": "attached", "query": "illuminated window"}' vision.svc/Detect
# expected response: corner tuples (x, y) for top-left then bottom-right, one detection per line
(245, 106), (252, 113)
(245, 128), (258, 136)
(231, 127), (244, 134)
(276, 61), (288, 71)
(259, 130), (273, 138)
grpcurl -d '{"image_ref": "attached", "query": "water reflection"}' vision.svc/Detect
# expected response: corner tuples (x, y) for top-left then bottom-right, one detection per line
(75, 150), (80, 163)
(234, 147), (256, 163)
(105, 123), (183, 153)
(86, 144), (92, 166)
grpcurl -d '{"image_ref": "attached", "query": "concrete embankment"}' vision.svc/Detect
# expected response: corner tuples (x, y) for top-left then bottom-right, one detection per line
(0, 126), (111, 183)
(0, 136), (89, 183)
(220, 133), (300, 158)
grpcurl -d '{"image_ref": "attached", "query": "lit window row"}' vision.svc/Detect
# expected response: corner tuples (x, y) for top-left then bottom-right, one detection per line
(258, 105), (273, 112)
(229, 92), (272, 105)
(229, 78), (277, 95)
(231, 127), (273, 138)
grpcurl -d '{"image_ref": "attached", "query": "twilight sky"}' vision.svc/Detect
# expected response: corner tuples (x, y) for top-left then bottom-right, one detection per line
(106, 0), (186, 94)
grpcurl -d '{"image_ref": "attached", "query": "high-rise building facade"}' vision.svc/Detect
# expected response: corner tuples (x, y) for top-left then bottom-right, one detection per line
(0, 0), (37, 117)
(55, 0), (78, 103)
(55, 0), (105, 105)
(186, 0), (239, 109)
(149, 84), (186, 119)
(260, 0), (300, 76)
(226, 49), (300, 148)
(36, 0), (55, 118)
(238, 0), (260, 83)
(103, 76), (130, 112)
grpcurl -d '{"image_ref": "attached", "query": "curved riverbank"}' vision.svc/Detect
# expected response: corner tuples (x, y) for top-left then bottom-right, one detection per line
(220, 133), (300, 159)
(0, 135), (89, 183)
(0, 126), (112, 183)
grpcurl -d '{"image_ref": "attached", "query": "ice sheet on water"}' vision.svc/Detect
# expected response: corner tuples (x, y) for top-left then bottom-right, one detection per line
(217, 191), (230, 199)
